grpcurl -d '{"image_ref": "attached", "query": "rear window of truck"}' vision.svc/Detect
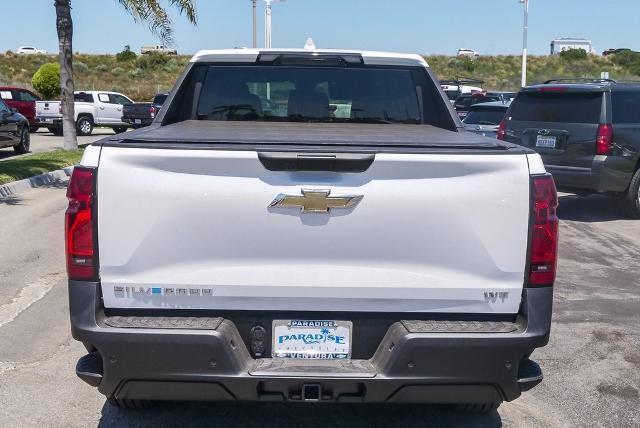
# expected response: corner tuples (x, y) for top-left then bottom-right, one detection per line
(509, 92), (602, 123)
(463, 108), (506, 125)
(165, 65), (456, 130)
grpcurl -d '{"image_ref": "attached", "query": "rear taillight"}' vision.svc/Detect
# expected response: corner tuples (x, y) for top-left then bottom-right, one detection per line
(596, 123), (613, 155)
(496, 120), (506, 140)
(528, 175), (558, 287)
(149, 105), (157, 119)
(65, 167), (98, 281)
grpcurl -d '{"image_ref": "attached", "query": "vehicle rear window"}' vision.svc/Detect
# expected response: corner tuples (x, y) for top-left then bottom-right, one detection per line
(612, 91), (640, 124)
(153, 94), (168, 105)
(509, 92), (602, 123)
(75, 93), (94, 103)
(463, 109), (506, 125)
(165, 65), (456, 130)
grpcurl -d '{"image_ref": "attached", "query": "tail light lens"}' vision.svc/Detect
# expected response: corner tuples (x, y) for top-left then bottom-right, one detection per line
(496, 120), (507, 140)
(528, 175), (559, 286)
(65, 167), (98, 281)
(595, 123), (613, 155)
(149, 105), (157, 119)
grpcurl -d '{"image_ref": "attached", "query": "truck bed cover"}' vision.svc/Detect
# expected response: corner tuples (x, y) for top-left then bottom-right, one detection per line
(96, 120), (526, 152)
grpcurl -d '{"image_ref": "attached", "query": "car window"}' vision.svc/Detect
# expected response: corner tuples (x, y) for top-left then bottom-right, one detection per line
(0, 90), (13, 100)
(153, 94), (168, 105)
(612, 91), (640, 124)
(463, 109), (506, 125)
(509, 92), (602, 123)
(98, 93), (110, 103)
(0, 99), (9, 112)
(15, 90), (39, 101)
(75, 93), (95, 103)
(110, 94), (132, 105)
(195, 66), (423, 124)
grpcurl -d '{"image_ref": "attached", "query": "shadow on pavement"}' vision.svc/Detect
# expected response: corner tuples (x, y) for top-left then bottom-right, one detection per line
(557, 194), (632, 223)
(0, 195), (22, 205)
(98, 401), (501, 428)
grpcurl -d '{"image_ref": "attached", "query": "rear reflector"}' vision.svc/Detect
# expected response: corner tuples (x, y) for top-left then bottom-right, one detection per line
(595, 123), (613, 155)
(496, 120), (506, 140)
(536, 86), (568, 93)
(65, 167), (98, 281)
(528, 175), (558, 286)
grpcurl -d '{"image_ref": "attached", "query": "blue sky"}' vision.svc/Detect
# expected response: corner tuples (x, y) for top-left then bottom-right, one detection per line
(2, 0), (639, 56)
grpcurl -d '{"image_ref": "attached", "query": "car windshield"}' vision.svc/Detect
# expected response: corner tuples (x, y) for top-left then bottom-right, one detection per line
(509, 92), (602, 123)
(463, 109), (506, 125)
(194, 66), (424, 124)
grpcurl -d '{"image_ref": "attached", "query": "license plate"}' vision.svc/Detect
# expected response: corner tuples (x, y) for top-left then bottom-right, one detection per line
(272, 320), (352, 360)
(134, 119), (141, 124)
(536, 135), (556, 148)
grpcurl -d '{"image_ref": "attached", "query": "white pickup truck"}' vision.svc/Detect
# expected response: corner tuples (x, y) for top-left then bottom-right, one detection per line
(68, 48), (558, 412)
(36, 91), (133, 136)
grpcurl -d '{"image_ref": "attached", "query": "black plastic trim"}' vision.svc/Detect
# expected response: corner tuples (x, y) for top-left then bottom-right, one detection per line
(258, 152), (375, 172)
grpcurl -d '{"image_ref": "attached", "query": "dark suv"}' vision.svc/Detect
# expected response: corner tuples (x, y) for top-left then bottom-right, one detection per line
(499, 79), (640, 218)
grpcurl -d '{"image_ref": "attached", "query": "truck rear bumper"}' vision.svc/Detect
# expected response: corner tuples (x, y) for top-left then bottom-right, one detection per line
(69, 281), (552, 404)
(547, 156), (633, 193)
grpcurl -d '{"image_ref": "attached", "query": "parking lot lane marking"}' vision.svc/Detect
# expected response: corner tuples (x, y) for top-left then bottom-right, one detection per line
(0, 273), (63, 328)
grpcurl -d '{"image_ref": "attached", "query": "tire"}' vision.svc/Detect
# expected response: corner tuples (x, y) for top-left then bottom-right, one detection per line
(107, 398), (152, 409)
(13, 126), (30, 154)
(76, 116), (94, 136)
(620, 168), (640, 219)
(112, 126), (128, 134)
(48, 127), (63, 136)
(29, 126), (39, 133)
(454, 402), (501, 414)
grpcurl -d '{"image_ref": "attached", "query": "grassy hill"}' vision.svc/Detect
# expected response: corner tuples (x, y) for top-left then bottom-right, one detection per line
(1, 51), (640, 101)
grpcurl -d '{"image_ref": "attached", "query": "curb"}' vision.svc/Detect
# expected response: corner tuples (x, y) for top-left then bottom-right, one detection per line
(0, 166), (74, 199)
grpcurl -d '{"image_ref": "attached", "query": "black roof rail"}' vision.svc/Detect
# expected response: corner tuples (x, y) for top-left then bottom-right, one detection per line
(542, 78), (616, 84)
(440, 76), (485, 86)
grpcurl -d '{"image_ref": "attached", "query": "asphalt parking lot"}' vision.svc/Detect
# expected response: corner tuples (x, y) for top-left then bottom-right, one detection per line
(0, 181), (638, 427)
(0, 128), (113, 161)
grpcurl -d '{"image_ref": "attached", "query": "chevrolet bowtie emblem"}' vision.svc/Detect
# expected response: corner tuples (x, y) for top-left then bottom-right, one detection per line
(269, 189), (363, 213)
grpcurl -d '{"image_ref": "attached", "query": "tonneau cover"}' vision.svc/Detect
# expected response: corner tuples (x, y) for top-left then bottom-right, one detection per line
(98, 120), (517, 150)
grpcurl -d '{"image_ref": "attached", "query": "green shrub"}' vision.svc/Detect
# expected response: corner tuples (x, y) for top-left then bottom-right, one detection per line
(129, 68), (145, 78)
(137, 51), (168, 69)
(95, 64), (108, 72)
(116, 45), (137, 62)
(31, 63), (60, 99)
(560, 49), (588, 61)
(609, 50), (640, 75)
(111, 67), (125, 76)
(73, 61), (89, 74)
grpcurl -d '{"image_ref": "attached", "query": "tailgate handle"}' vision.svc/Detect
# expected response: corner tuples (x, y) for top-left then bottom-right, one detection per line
(258, 152), (374, 172)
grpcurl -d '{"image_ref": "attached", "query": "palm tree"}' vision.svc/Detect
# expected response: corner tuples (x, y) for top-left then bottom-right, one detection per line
(54, 0), (197, 150)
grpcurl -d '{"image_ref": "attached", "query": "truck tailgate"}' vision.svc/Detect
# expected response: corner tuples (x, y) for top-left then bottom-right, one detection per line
(97, 146), (531, 314)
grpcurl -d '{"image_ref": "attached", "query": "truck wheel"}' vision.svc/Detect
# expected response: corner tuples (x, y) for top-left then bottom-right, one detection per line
(112, 126), (128, 134)
(454, 402), (501, 413)
(76, 116), (94, 136)
(48, 127), (63, 136)
(621, 168), (640, 219)
(107, 398), (152, 409)
(29, 126), (39, 133)
(13, 126), (30, 154)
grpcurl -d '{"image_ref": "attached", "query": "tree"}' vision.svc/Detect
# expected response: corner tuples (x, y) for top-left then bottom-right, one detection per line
(116, 45), (137, 62)
(54, 0), (197, 150)
(32, 63), (61, 100)
(559, 48), (588, 61)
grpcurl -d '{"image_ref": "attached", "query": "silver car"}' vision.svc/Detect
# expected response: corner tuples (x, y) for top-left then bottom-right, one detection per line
(462, 101), (510, 138)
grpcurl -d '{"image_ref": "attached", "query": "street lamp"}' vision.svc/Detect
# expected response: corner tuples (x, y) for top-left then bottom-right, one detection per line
(264, 0), (286, 48)
(251, 0), (257, 48)
(519, 0), (529, 87)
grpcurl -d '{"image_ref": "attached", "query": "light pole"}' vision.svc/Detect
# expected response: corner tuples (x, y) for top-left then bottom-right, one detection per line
(264, 0), (286, 48)
(252, 0), (257, 48)
(520, 0), (529, 87)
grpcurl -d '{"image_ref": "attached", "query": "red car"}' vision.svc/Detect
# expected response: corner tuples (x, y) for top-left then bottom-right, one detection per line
(0, 87), (42, 132)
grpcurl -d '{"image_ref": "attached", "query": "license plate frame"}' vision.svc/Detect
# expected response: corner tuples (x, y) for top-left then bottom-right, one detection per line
(536, 135), (557, 148)
(134, 119), (142, 124)
(272, 320), (352, 360)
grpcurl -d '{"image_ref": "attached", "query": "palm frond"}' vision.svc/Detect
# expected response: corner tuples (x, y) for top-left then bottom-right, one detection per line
(117, 0), (197, 44)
